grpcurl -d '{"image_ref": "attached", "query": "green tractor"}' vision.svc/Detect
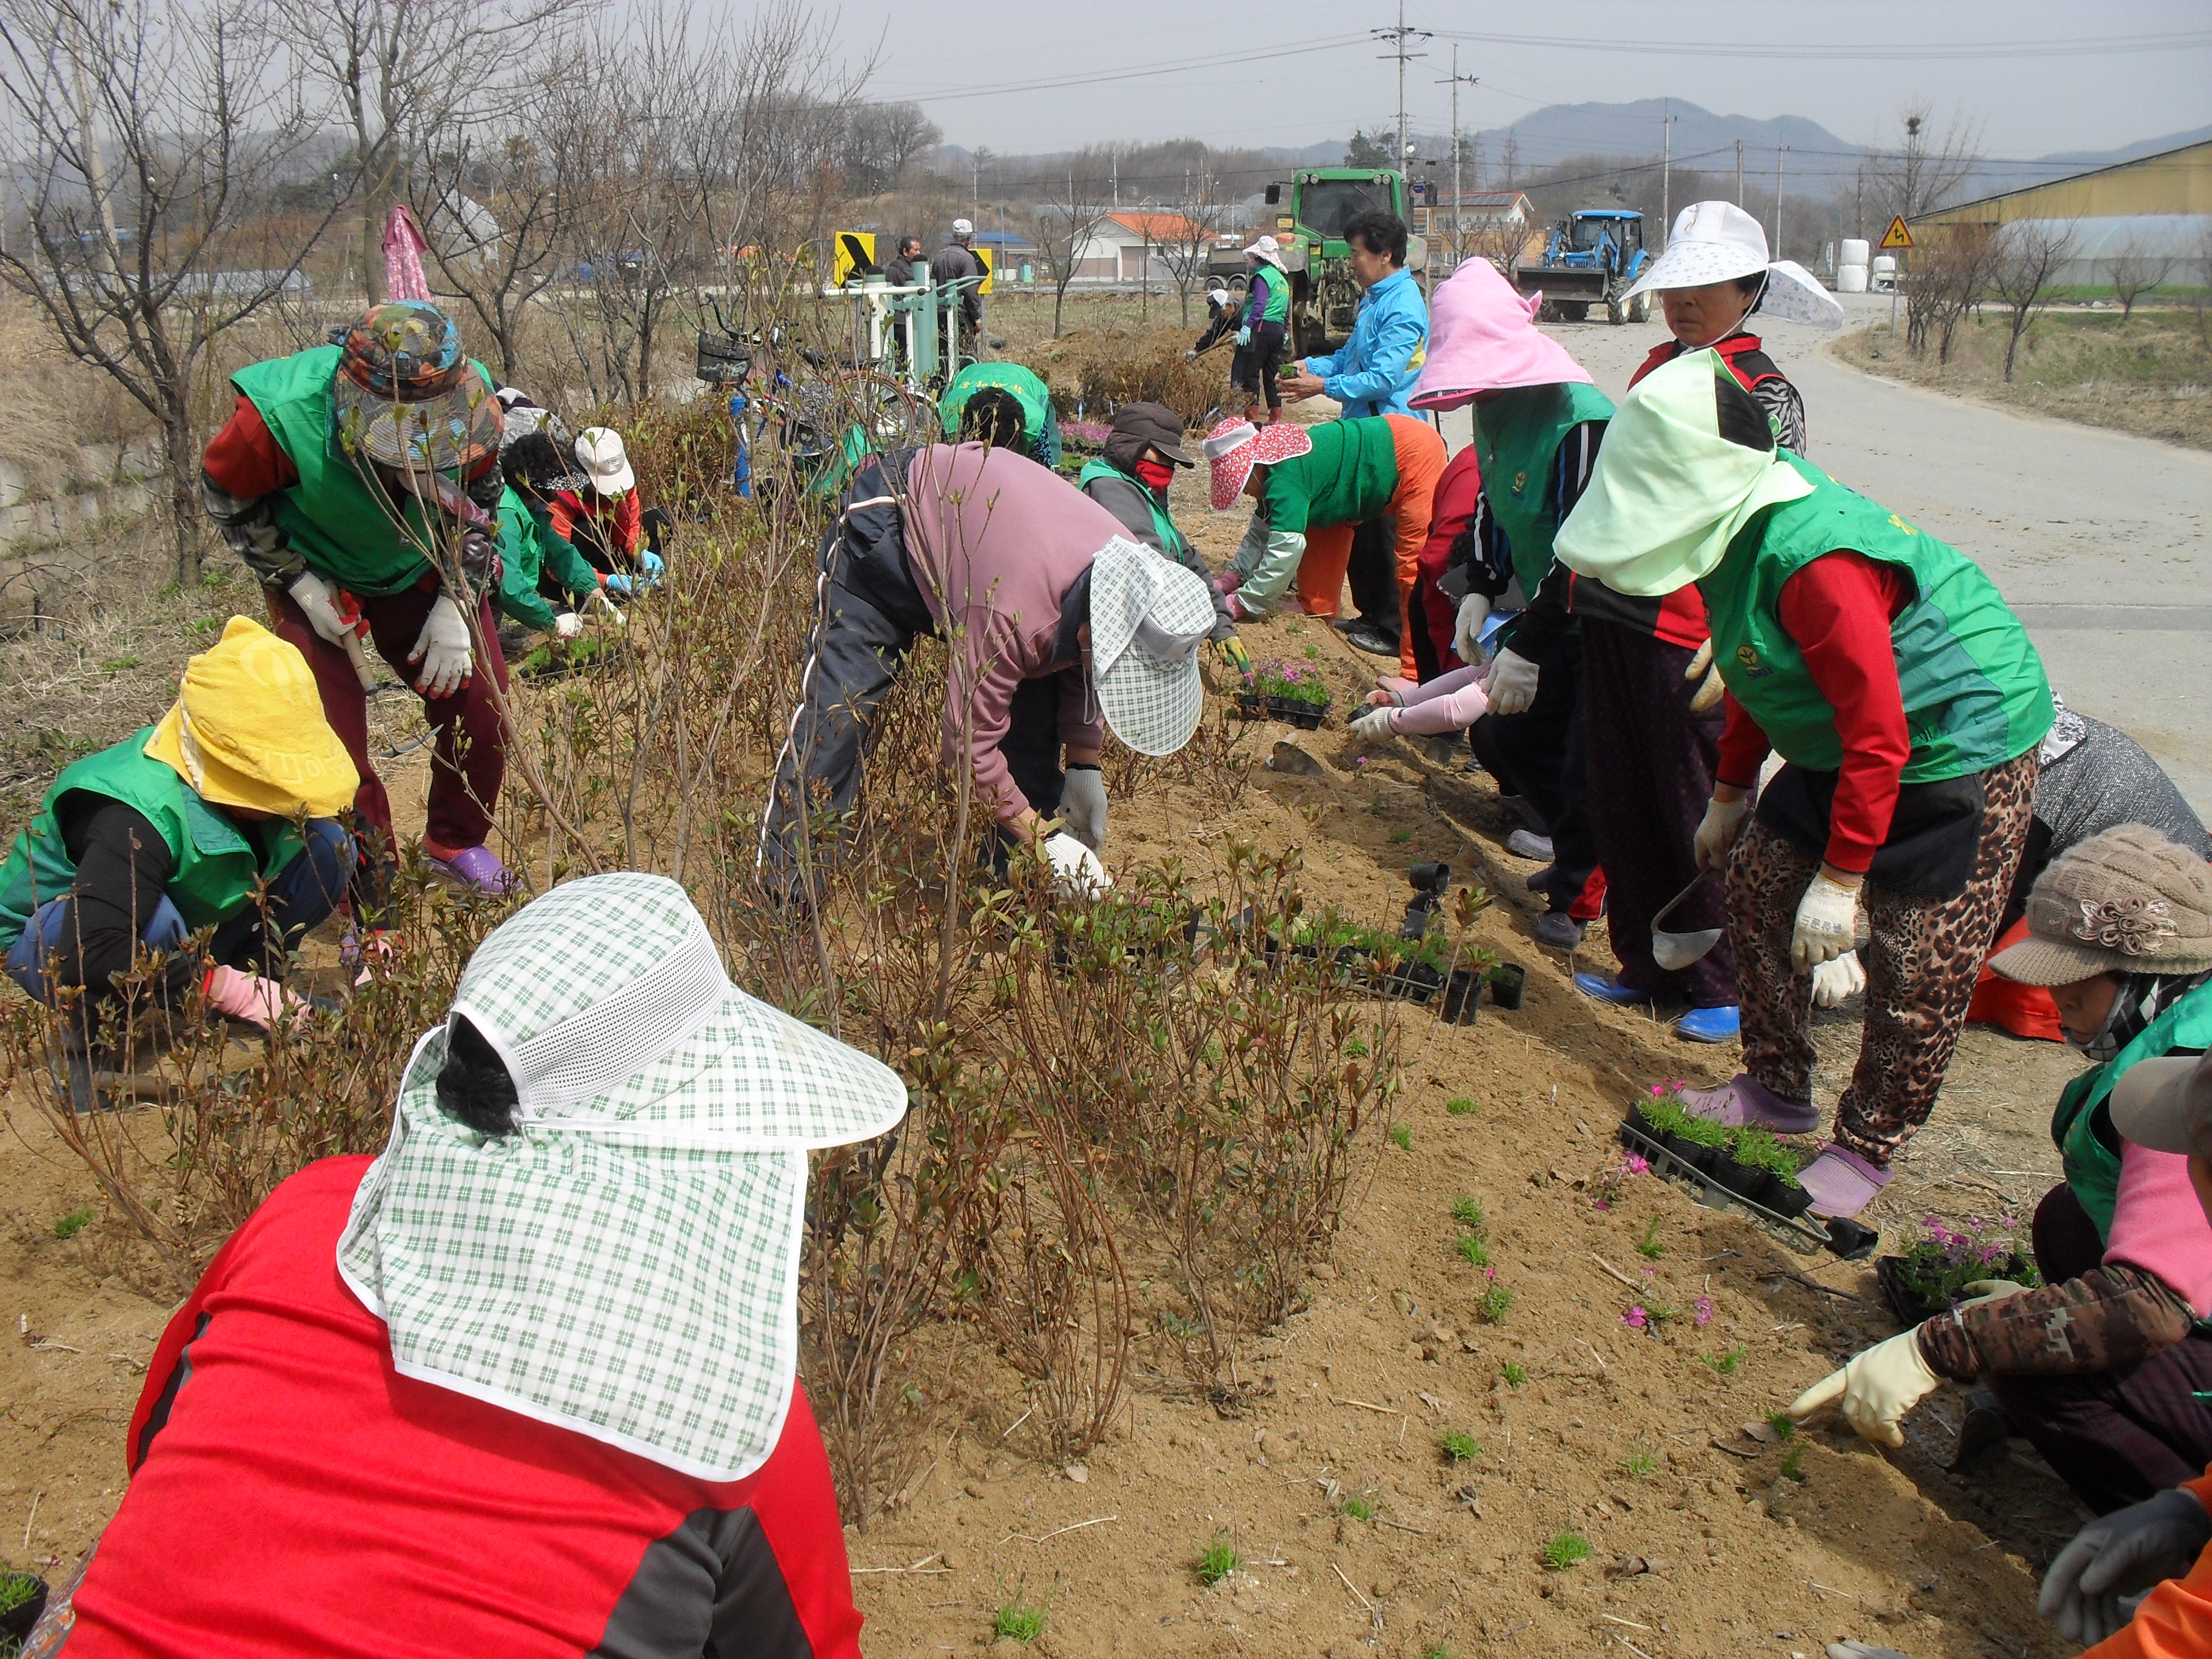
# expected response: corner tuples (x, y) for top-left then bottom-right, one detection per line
(1207, 169), (1429, 358)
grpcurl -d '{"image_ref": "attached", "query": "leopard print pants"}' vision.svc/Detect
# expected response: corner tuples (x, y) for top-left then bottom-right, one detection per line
(1728, 750), (2040, 1165)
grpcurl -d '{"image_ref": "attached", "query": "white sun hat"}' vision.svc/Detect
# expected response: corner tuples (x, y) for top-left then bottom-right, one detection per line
(337, 871), (908, 1481)
(574, 425), (636, 495)
(1088, 535), (1219, 756)
(1624, 201), (1845, 331)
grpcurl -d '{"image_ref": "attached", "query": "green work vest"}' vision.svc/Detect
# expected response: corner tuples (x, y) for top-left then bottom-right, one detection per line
(1253, 266), (1289, 324)
(0, 735), (306, 954)
(939, 363), (1059, 464)
(2051, 979), (2212, 1242)
(1261, 417), (1400, 536)
(1701, 454), (2053, 782)
(1475, 381), (1615, 596)
(232, 345), (494, 597)
(1075, 459), (1191, 560)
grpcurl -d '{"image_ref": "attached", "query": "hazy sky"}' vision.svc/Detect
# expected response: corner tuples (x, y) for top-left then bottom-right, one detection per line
(845, 0), (2208, 161)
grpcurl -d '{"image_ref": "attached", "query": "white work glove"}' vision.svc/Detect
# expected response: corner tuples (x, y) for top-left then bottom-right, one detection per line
(1791, 871), (1862, 971)
(2040, 1488), (2212, 1646)
(1788, 1327), (1941, 1449)
(1961, 1279), (2030, 1302)
(407, 592), (474, 698)
(552, 611), (583, 640)
(1810, 951), (1866, 1008)
(288, 570), (356, 647)
(1693, 794), (1749, 873)
(1684, 637), (1726, 712)
(1236, 325), (1252, 347)
(1042, 830), (1111, 899)
(1348, 705), (1396, 742)
(1481, 646), (1538, 717)
(1059, 766), (1108, 853)
(1452, 594), (1490, 665)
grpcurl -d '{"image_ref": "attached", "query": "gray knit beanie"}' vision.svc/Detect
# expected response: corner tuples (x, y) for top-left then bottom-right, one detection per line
(1987, 824), (2212, 987)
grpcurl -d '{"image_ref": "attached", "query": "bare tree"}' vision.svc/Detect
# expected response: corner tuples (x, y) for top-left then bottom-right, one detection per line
(1868, 103), (1984, 223)
(1905, 221), (1997, 363)
(1989, 217), (2077, 383)
(2106, 231), (2173, 322)
(843, 101), (940, 196)
(273, 0), (592, 306)
(0, 0), (339, 583)
(1153, 173), (1227, 326)
(1031, 182), (1110, 339)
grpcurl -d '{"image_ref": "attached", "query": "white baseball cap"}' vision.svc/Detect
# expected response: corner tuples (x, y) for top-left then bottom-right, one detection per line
(1624, 201), (1845, 331)
(574, 426), (635, 495)
(951, 217), (974, 237)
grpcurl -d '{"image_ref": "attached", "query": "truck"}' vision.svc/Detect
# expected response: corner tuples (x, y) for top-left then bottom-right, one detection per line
(1512, 208), (1650, 324)
(1206, 168), (1428, 358)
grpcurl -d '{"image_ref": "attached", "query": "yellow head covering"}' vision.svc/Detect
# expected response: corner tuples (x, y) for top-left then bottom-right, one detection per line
(143, 617), (359, 817)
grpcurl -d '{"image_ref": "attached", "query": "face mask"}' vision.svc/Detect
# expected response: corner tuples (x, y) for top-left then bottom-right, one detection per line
(1133, 457), (1175, 493)
(2070, 978), (2143, 1064)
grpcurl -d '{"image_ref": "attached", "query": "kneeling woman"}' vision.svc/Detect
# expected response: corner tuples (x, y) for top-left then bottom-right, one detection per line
(1787, 827), (2212, 1516)
(27, 873), (903, 1654)
(1556, 349), (2053, 1219)
(0, 618), (357, 1108)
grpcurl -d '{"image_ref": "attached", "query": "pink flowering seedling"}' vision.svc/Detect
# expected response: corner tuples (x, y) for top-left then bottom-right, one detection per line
(1692, 1295), (1714, 1327)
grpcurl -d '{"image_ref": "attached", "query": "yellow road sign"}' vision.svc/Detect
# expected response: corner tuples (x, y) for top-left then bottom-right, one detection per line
(1878, 215), (1913, 252)
(973, 246), (994, 296)
(832, 230), (877, 286)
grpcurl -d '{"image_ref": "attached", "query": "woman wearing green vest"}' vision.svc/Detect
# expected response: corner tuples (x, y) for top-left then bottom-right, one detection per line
(1410, 256), (1615, 949)
(1076, 403), (1245, 672)
(939, 362), (1062, 469)
(492, 400), (617, 645)
(1557, 349), (2054, 1219)
(199, 301), (514, 903)
(0, 618), (359, 1109)
(1785, 827), (2212, 1515)
(1232, 236), (1292, 424)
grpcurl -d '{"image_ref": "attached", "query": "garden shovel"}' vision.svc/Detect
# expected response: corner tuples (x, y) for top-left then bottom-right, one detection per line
(1651, 874), (1722, 971)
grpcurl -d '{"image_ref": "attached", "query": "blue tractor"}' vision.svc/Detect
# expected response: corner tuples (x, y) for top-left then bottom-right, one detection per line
(1511, 209), (1651, 324)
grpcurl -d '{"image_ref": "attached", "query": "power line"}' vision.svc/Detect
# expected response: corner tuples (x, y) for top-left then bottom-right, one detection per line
(875, 32), (1372, 104)
(1430, 27), (2212, 61)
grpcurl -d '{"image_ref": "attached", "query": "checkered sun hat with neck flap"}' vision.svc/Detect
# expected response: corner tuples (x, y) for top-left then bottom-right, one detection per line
(336, 871), (908, 1481)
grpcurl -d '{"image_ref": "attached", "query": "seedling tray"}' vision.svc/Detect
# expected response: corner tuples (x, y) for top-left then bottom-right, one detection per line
(1617, 1117), (1832, 1256)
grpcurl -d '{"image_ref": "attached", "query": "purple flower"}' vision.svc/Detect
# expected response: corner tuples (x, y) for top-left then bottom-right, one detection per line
(1693, 1295), (1714, 1327)
(1621, 1306), (1648, 1330)
(1622, 1154), (1649, 1176)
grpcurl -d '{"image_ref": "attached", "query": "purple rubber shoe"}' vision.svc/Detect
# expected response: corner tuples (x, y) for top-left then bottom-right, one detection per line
(1677, 1072), (1820, 1135)
(1798, 1145), (1893, 1219)
(428, 844), (517, 896)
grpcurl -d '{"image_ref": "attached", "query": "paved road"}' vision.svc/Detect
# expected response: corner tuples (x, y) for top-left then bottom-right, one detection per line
(1430, 292), (2212, 810)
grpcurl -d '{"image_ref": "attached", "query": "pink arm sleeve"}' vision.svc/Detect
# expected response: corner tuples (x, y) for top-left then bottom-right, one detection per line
(1389, 665), (1490, 735)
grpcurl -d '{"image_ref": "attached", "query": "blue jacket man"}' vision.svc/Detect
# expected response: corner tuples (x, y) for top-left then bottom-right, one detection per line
(1288, 212), (1429, 418)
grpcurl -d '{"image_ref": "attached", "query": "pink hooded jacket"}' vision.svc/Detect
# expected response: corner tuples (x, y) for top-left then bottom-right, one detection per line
(1410, 258), (1595, 411)
(899, 444), (1117, 824)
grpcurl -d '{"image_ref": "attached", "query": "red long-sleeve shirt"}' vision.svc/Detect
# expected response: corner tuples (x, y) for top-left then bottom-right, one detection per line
(1715, 550), (1914, 874)
(201, 396), (303, 497)
(551, 486), (642, 563)
(62, 1156), (863, 1659)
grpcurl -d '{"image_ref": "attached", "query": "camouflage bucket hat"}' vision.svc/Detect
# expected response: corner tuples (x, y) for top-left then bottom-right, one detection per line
(332, 300), (503, 474)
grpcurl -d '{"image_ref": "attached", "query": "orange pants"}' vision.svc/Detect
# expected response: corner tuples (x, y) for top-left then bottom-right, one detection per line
(1293, 414), (1449, 679)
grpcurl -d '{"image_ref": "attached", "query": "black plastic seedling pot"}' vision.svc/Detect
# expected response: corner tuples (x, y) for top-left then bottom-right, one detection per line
(1, 1573), (49, 1644)
(1441, 968), (1483, 1025)
(1489, 964), (1527, 1009)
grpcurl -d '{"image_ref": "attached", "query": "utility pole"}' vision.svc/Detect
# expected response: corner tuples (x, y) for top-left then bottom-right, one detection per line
(1660, 102), (1678, 241)
(1774, 142), (1788, 260)
(1436, 48), (1479, 269)
(1111, 148), (1119, 210)
(1735, 138), (1744, 206)
(1372, 2), (1431, 166)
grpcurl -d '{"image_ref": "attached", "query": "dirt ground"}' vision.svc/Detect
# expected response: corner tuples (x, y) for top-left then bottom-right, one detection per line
(1, 552), (2099, 1658)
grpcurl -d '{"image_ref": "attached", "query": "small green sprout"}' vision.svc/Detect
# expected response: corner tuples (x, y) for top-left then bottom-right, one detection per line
(1451, 1195), (1486, 1230)
(1439, 1430), (1483, 1463)
(1455, 1233), (1490, 1269)
(1766, 1409), (1797, 1441)
(1623, 1445), (1659, 1478)
(1542, 1532), (1592, 1571)
(1500, 1361), (1527, 1389)
(1475, 1281), (1513, 1322)
(1700, 1345), (1746, 1375)
(1423, 1646), (1458, 1659)
(1445, 1095), (1478, 1116)
(1635, 1216), (1664, 1260)
(1195, 1529), (1242, 1586)
(1389, 826), (1413, 844)
(993, 1596), (1047, 1642)
(53, 1207), (93, 1239)
(1780, 1444), (1806, 1483)
(1339, 1493), (1375, 1522)
(1388, 1123), (1412, 1151)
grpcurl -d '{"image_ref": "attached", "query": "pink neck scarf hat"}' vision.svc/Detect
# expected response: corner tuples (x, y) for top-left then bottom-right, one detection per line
(1410, 258), (1595, 412)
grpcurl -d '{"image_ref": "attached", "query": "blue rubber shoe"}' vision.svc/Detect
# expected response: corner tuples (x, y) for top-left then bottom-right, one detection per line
(1675, 1005), (1743, 1044)
(1573, 971), (1651, 1007)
